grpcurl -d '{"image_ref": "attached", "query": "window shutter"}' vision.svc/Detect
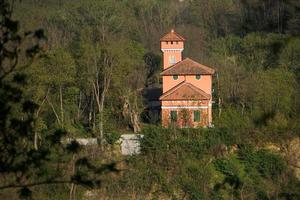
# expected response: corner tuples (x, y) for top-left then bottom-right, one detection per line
(170, 111), (177, 122)
(194, 111), (201, 122)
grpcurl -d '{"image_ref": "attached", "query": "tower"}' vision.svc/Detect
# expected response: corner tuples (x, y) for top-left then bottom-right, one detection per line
(159, 29), (215, 128)
(160, 29), (185, 69)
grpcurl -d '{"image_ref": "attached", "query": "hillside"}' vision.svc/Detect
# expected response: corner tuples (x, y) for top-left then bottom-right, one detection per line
(0, 0), (299, 199)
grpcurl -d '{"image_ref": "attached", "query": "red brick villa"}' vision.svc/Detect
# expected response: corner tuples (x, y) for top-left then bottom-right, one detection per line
(160, 29), (215, 128)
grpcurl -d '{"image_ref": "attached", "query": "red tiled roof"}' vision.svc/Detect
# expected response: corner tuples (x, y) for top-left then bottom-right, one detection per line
(160, 58), (215, 75)
(160, 29), (186, 41)
(160, 81), (211, 101)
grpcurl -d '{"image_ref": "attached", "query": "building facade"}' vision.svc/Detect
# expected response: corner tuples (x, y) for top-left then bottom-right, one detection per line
(160, 29), (215, 128)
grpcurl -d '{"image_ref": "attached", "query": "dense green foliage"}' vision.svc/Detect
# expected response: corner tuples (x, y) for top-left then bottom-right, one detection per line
(10, 0), (300, 137)
(0, 0), (299, 199)
(0, 1), (118, 199)
(100, 126), (299, 199)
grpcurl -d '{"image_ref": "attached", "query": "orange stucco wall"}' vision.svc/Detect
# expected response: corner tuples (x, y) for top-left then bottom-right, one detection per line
(161, 107), (209, 128)
(161, 100), (209, 107)
(161, 41), (184, 50)
(185, 75), (212, 95)
(162, 75), (212, 94)
(161, 100), (212, 128)
(161, 41), (184, 69)
(162, 75), (184, 93)
(160, 34), (213, 128)
(162, 50), (182, 69)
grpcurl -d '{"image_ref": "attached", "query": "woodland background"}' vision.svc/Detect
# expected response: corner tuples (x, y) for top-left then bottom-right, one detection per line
(0, 0), (300, 199)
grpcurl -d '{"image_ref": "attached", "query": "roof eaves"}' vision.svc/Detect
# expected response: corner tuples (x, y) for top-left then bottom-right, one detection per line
(160, 31), (186, 41)
(160, 62), (180, 75)
(160, 81), (211, 101)
(160, 58), (216, 75)
(185, 83), (211, 99)
(159, 81), (186, 100)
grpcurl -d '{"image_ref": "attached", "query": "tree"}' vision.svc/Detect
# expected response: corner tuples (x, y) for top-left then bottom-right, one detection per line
(279, 38), (300, 81)
(143, 51), (161, 86)
(0, 1), (117, 198)
(43, 47), (76, 127)
(253, 68), (296, 115)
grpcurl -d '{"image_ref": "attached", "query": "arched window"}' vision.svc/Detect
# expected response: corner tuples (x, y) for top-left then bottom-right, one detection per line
(169, 55), (176, 65)
(173, 75), (178, 80)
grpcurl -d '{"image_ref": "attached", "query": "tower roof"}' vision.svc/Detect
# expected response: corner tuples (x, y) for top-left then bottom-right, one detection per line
(160, 81), (211, 101)
(160, 29), (186, 42)
(160, 58), (215, 75)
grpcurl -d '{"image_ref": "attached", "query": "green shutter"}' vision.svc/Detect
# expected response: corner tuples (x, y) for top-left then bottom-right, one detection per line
(170, 111), (177, 122)
(194, 110), (201, 122)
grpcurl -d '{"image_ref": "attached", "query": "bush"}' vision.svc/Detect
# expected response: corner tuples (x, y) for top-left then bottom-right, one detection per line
(256, 150), (286, 179)
(104, 131), (120, 145)
(238, 146), (286, 180)
(140, 126), (171, 154)
(180, 160), (214, 200)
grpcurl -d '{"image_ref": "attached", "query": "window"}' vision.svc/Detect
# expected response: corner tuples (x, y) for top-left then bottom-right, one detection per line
(176, 41), (178, 44)
(196, 74), (201, 80)
(169, 55), (176, 65)
(171, 41), (173, 44)
(170, 111), (177, 122)
(166, 41), (168, 44)
(194, 111), (201, 122)
(173, 75), (178, 80)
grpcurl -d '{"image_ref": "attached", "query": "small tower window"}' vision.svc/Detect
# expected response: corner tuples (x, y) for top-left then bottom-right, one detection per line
(196, 74), (201, 80)
(170, 111), (177, 122)
(169, 56), (176, 65)
(194, 110), (201, 122)
(173, 75), (178, 80)
(171, 41), (173, 44)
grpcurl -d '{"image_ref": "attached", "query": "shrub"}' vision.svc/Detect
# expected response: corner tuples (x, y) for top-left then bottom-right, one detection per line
(238, 146), (286, 180)
(256, 150), (286, 179)
(140, 126), (170, 154)
(104, 131), (120, 145)
(213, 157), (244, 191)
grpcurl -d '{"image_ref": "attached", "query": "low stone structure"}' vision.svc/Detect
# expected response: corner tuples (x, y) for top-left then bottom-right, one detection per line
(118, 134), (143, 156)
(63, 138), (98, 146)
(62, 134), (143, 156)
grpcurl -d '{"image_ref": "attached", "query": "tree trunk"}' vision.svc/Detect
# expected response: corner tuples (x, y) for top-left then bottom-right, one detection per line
(99, 91), (105, 146)
(131, 111), (141, 133)
(47, 97), (61, 125)
(92, 49), (113, 148)
(77, 91), (82, 121)
(122, 94), (141, 133)
(33, 88), (48, 150)
(217, 73), (222, 118)
(69, 183), (75, 200)
(241, 102), (245, 115)
(88, 92), (94, 128)
(59, 85), (64, 126)
(93, 81), (106, 149)
(69, 155), (76, 200)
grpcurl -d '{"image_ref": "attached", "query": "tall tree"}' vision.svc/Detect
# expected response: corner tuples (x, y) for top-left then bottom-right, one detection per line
(0, 1), (116, 198)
